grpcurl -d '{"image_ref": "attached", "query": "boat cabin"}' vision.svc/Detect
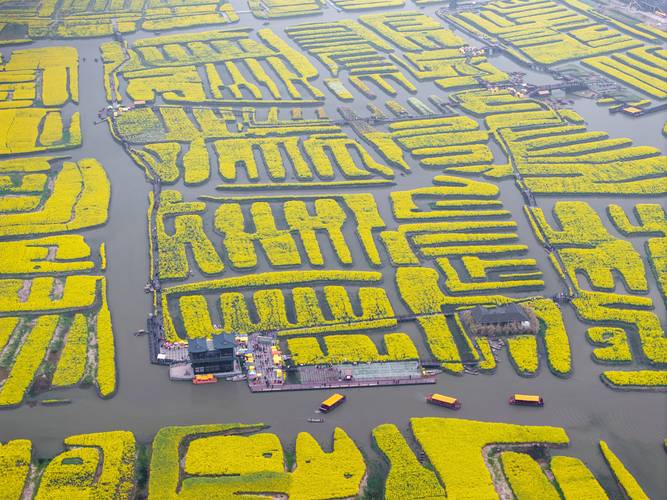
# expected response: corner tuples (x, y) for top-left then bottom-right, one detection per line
(509, 394), (543, 406)
(427, 393), (461, 409)
(319, 393), (345, 413)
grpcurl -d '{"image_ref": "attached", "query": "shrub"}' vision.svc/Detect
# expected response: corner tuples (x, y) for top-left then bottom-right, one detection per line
(184, 433), (284, 476)
(36, 447), (101, 497)
(587, 327), (632, 363)
(290, 428), (366, 499)
(525, 298), (571, 376)
(599, 441), (649, 499)
(149, 423), (265, 498)
(287, 333), (418, 365)
(0, 315), (58, 407)
(0, 439), (31, 499)
(62, 431), (137, 498)
(372, 423), (445, 499)
(51, 314), (88, 387)
(601, 370), (667, 389)
(500, 451), (560, 499)
(96, 280), (116, 398)
(550, 456), (608, 499)
(411, 417), (569, 499)
(507, 335), (539, 376)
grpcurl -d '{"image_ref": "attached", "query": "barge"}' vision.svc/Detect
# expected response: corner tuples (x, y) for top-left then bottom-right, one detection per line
(509, 394), (543, 406)
(319, 393), (346, 413)
(427, 393), (461, 410)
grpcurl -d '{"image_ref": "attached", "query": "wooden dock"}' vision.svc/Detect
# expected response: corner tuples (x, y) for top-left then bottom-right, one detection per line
(249, 376), (436, 393)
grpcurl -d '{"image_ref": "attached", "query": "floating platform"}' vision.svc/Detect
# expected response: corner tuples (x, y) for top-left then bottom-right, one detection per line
(249, 376), (436, 393)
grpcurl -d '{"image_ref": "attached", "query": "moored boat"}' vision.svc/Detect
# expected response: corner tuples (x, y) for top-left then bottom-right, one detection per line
(193, 374), (217, 385)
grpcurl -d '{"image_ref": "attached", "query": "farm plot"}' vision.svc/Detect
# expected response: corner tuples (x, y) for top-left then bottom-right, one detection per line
(328, 0), (405, 11)
(451, 89), (667, 195)
(441, 88), (667, 390)
(0, 47), (117, 408)
(248, 0), (324, 19)
(583, 46), (667, 99)
(112, 106), (395, 186)
(0, 417), (653, 498)
(0, 0), (238, 43)
(361, 12), (508, 89)
(0, 47), (78, 109)
(148, 422), (365, 499)
(101, 29), (322, 105)
(1, 430), (136, 499)
(526, 202), (667, 390)
(125, 105), (573, 381)
(94, 5), (666, 393)
(0, 159), (116, 406)
(286, 12), (507, 100)
(1, 418), (654, 498)
(447, 0), (644, 65)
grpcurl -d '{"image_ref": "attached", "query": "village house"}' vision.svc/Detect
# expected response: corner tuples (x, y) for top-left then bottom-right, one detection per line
(188, 334), (237, 375)
(461, 303), (538, 336)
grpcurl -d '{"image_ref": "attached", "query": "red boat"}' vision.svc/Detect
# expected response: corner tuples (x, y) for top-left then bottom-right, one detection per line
(193, 374), (217, 385)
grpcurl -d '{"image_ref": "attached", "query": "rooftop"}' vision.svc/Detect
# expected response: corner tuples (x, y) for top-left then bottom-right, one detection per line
(470, 304), (530, 324)
(187, 333), (235, 353)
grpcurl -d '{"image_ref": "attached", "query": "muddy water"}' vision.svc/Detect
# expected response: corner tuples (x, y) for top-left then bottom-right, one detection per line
(0, 3), (666, 497)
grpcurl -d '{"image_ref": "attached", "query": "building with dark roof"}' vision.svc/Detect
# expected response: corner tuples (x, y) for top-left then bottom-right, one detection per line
(462, 304), (537, 336)
(188, 333), (236, 375)
(470, 304), (531, 325)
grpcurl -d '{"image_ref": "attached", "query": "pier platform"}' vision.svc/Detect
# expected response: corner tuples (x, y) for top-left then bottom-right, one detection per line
(249, 376), (436, 393)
